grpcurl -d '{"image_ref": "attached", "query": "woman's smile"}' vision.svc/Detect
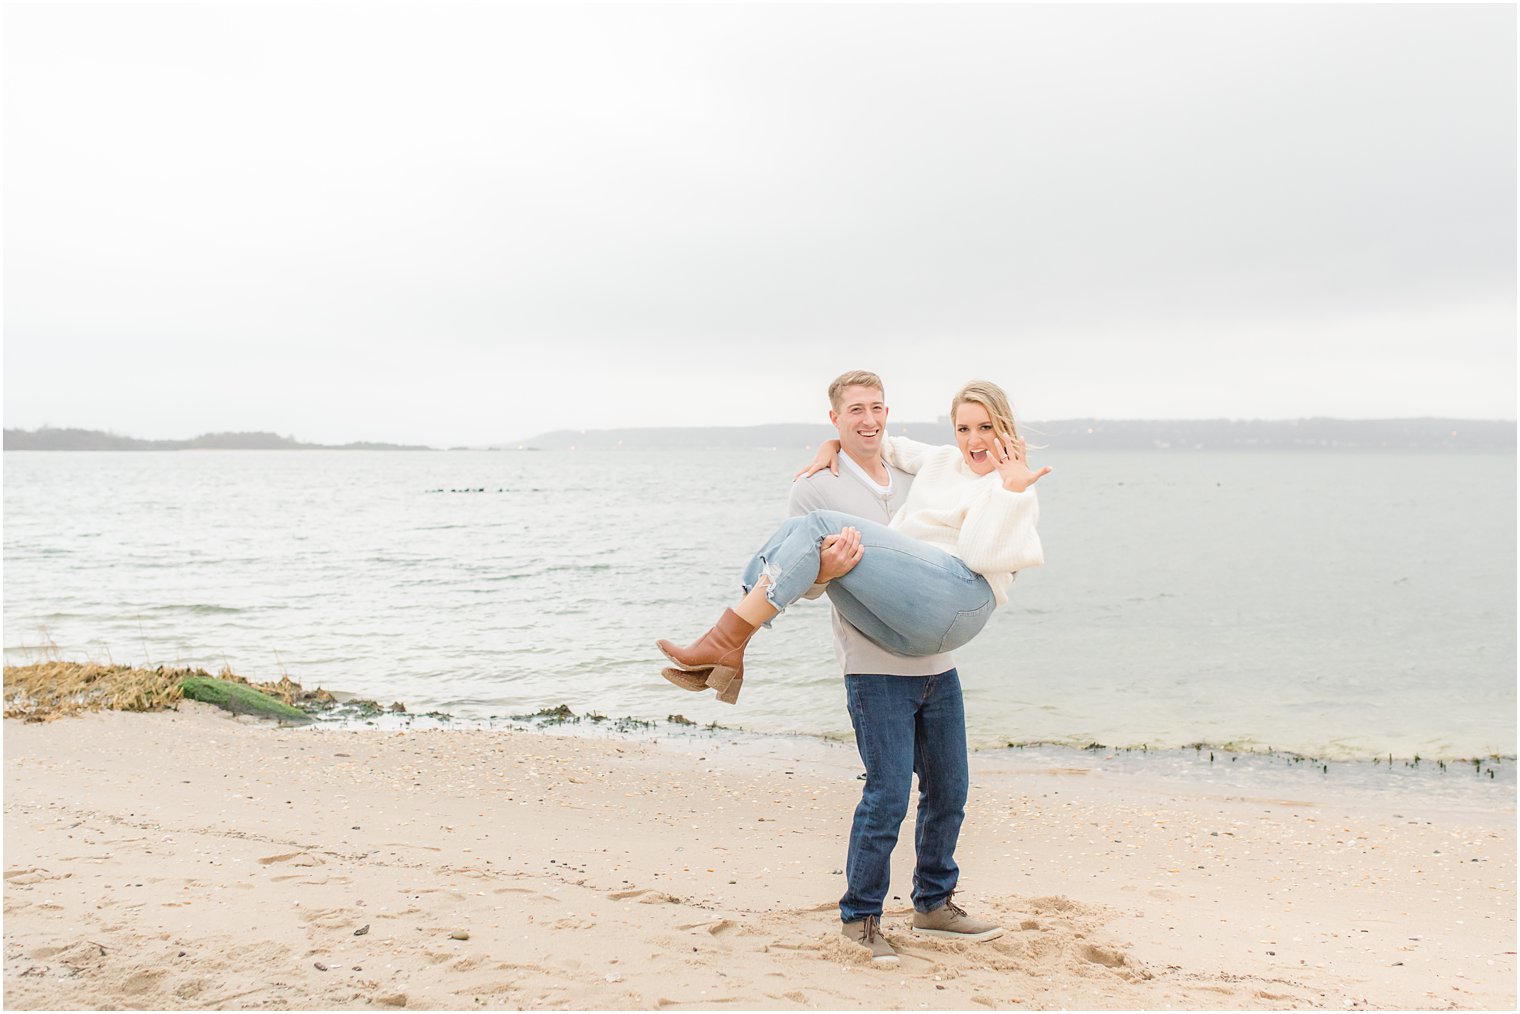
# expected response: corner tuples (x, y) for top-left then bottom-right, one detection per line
(954, 402), (1002, 475)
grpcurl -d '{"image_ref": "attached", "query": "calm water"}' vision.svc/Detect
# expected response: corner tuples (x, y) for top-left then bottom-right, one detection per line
(3, 448), (1514, 762)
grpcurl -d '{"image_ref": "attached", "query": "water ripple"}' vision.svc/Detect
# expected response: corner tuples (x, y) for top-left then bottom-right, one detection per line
(4, 447), (1515, 761)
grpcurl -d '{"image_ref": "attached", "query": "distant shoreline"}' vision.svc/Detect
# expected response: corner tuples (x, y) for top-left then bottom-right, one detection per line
(5, 418), (1516, 452)
(1, 428), (431, 452)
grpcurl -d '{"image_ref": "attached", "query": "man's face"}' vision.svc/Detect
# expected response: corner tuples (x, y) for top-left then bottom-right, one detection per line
(829, 385), (889, 463)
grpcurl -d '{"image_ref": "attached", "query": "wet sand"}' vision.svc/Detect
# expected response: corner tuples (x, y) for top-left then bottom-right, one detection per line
(4, 703), (1514, 1010)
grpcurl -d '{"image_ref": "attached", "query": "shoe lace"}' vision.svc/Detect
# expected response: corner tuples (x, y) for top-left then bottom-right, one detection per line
(944, 891), (968, 919)
(862, 914), (882, 942)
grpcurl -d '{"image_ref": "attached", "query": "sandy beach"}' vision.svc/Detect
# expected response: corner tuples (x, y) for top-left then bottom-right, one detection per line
(4, 704), (1514, 1011)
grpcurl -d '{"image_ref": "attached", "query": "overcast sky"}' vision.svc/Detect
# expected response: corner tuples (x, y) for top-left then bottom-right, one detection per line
(4, 2), (1515, 445)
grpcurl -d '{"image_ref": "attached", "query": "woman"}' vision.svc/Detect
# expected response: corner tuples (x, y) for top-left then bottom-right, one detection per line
(658, 379), (1049, 703)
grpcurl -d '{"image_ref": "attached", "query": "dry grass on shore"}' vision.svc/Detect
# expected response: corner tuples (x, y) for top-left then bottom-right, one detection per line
(2, 661), (325, 722)
(3, 661), (184, 721)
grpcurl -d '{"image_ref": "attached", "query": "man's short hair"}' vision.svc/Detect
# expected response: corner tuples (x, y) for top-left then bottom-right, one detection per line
(828, 370), (885, 411)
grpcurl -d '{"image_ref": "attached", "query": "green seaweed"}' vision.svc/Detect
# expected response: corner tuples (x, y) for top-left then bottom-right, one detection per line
(508, 704), (579, 726)
(180, 677), (313, 723)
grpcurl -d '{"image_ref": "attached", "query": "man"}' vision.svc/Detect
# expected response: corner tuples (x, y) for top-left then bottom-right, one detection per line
(789, 370), (1004, 965)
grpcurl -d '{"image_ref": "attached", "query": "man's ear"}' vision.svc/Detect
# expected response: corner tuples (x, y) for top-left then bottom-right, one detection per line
(829, 410), (840, 427)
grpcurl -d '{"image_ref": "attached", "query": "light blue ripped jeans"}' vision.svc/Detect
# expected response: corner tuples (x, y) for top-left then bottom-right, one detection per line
(740, 510), (995, 655)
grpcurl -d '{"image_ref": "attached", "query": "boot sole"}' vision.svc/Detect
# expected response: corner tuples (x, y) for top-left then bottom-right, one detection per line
(840, 942), (899, 964)
(660, 667), (711, 692)
(911, 926), (1005, 942)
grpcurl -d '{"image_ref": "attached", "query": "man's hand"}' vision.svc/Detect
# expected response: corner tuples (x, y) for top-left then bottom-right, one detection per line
(794, 439), (843, 480)
(817, 526), (864, 582)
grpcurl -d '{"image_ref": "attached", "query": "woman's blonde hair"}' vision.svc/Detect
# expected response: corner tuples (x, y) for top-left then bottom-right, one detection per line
(951, 380), (1022, 446)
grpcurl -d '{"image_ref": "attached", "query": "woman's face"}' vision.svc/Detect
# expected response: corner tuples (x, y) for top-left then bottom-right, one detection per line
(954, 400), (1003, 475)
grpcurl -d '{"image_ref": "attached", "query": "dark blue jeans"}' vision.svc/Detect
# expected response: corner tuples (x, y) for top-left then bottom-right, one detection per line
(839, 669), (969, 923)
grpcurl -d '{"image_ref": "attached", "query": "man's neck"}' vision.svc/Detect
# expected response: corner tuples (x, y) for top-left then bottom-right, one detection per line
(841, 448), (890, 485)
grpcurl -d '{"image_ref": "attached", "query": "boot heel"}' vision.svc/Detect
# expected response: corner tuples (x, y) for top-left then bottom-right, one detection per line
(714, 676), (742, 704)
(704, 665), (738, 693)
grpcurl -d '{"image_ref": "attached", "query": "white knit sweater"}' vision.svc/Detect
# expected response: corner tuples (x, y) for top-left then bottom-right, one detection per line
(881, 436), (1044, 606)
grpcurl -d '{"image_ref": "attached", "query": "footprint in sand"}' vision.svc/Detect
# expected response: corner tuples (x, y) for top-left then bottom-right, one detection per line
(381, 905), (425, 919)
(449, 955), (489, 972)
(657, 997), (740, 1009)
(120, 969), (167, 996)
(257, 851), (324, 867)
(271, 874), (350, 886)
(1079, 943), (1127, 968)
(173, 977), (210, 1000)
(451, 978), (520, 999)
(298, 906), (359, 930)
(609, 888), (682, 904)
(673, 919), (737, 935)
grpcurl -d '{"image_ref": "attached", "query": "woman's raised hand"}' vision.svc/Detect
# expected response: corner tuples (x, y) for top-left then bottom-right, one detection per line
(794, 439), (843, 480)
(993, 436), (1051, 493)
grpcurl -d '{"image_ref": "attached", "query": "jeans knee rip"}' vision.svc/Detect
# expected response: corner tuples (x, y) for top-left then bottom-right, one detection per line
(743, 559), (786, 626)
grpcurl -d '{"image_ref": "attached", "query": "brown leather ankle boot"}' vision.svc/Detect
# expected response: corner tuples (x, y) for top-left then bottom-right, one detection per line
(656, 609), (757, 702)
